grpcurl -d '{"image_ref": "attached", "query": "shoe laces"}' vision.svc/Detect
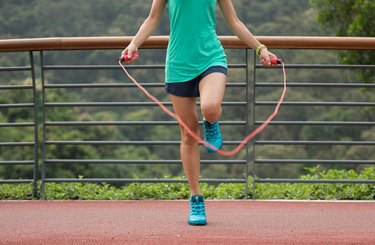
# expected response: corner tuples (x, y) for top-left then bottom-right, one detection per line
(204, 121), (219, 140)
(190, 196), (206, 215)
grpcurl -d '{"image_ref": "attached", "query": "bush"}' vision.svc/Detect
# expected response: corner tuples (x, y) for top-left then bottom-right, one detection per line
(0, 167), (374, 200)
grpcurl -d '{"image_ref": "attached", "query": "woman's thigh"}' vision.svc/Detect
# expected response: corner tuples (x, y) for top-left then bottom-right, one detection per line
(198, 72), (227, 118)
(169, 95), (200, 138)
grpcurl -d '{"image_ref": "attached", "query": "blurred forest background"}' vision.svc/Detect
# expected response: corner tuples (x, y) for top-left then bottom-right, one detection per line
(0, 0), (374, 181)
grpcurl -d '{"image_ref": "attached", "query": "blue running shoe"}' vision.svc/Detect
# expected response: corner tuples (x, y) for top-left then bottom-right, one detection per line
(188, 195), (207, 226)
(203, 119), (223, 153)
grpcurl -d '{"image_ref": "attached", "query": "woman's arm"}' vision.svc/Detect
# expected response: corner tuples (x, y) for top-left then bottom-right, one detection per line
(122, 0), (167, 62)
(218, 0), (274, 66)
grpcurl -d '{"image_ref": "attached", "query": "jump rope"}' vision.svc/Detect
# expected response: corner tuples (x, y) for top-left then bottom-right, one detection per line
(118, 52), (287, 157)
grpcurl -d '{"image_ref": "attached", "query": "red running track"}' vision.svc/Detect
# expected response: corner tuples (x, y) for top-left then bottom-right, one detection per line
(0, 200), (374, 244)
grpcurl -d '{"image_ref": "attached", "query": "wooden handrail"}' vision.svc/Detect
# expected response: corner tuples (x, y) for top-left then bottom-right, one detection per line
(0, 36), (374, 52)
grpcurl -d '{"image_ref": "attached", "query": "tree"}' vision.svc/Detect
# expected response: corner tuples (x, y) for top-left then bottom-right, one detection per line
(310, 0), (375, 82)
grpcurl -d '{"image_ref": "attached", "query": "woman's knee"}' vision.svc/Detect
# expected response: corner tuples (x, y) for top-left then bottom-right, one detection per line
(201, 101), (221, 122)
(180, 125), (200, 146)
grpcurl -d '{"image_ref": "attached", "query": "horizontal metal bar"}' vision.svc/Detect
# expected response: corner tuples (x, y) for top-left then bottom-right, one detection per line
(256, 82), (375, 88)
(0, 66), (31, 72)
(45, 121), (178, 126)
(0, 179), (33, 184)
(255, 121), (375, 126)
(227, 82), (247, 87)
(255, 140), (375, 145)
(44, 102), (173, 107)
(45, 120), (247, 126)
(45, 83), (164, 88)
(0, 103), (34, 108)
(44, 82), (247, 89)
(0, 160), (34, 165)
(255, 159), (375, 164)
(43, 178), (246, 184)
(42, 63), (245, 71)
(0, 122), (34, 127)
(43, 64), (164, 70)
(0, 142), (34, 146)
(45, 140), (244, 145)
(228, 64), (247, 68)
(0, 85), (33, 90)
(44, 101), (247, 107)
(256, 179), (375, 184)
(256, 101), (375, 106)
(45, 159), (246, 165)
(255, 64), (375, 69)
(44, 140), (181, 145)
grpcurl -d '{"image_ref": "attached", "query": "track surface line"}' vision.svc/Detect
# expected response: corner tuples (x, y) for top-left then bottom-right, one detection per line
(0, 200), (374, 244)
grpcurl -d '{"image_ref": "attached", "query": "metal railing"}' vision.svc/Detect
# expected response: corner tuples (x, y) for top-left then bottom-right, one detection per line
(0, 51), (39, 198)
(253, 60), (375, 188)
(0, 36), (374, 199)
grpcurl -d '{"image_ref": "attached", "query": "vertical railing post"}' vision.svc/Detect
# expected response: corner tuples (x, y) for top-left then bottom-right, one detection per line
(251, 52), (257, 200)
(40, 51), (47, 200)
(30, 51), (39, 199)
(244, 48), (250, 199)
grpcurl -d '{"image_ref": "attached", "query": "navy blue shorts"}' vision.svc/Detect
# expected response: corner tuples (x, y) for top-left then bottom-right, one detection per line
(165, 66), (227, 97)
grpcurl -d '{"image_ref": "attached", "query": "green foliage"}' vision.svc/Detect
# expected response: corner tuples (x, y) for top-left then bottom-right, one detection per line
(310, 0), (374, 37)
(257, 166), (375, 200)
(1, 167), (373, 200)
(212, 183), (247, 199)
(310, 0), (375, 82)
(0, 183), (33, 200)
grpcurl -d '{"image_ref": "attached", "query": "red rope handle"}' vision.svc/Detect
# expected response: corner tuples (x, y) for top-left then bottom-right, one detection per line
(119, 60), (287, 156)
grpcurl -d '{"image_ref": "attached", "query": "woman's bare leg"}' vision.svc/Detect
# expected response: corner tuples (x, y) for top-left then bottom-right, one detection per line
(199, 73), (227, 122)
(169, 73), (226, 195)
(170, 95), (201, 196)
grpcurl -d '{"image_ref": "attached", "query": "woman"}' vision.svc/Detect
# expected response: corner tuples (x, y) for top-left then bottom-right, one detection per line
(122, 0), (275, 226)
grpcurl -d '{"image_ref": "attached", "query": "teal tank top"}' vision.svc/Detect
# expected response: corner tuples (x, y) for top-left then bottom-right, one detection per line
(166, 0), (227, 83)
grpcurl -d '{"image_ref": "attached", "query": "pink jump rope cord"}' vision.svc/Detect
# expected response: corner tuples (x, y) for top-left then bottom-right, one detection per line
(119, 54), (286, 157)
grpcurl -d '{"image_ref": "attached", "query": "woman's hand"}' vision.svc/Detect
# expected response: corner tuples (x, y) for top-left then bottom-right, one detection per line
(121, 42), (139, 64)
(260, 48), (277, 67)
